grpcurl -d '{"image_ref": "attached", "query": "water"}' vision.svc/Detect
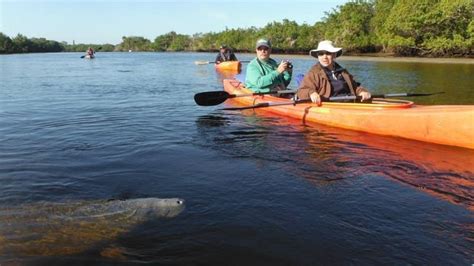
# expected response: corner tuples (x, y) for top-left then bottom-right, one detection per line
(0, 52), (473, 265)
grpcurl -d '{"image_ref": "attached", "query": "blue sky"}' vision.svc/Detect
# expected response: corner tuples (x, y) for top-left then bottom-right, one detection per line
(1, 0), (349, 44)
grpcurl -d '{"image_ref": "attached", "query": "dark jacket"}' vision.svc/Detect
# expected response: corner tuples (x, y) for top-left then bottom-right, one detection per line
(296, 63), (368, 100)
(215, 49), (238, 63)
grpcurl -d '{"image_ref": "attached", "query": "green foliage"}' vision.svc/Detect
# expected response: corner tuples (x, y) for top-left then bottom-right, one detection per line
(28, 38), (65, 52)
(0, 32), (14, 54)
(99, 44), (115, 52)
(424, 34), (473, 56)
(116, 36), (152, 51)
(323, 0), (374, 52)
(469, 21), (474, 39)
(374, 0), (473, 55)
(12, 34), (31, 53)
(295, 23), (320, 52)
(0, 33), (64, 53)
(152, 31), (191, 51)
(63, 43), (110, 52)
(260, 19), (300, 52)
(1, 0), (472, 57)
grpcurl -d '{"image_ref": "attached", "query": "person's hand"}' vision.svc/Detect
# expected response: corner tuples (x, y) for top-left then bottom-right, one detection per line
(277, 61), (289, 74)
(310, 92), (322, 106)
(358, 91), (371, 102)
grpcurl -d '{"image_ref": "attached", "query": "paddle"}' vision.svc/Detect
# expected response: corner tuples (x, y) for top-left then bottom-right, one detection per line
(195, 90), (444, 106)
(194, 60), (250, 65)
(194, 90), (296, 106)
(372, 92), (445, 98)
(221, 92), (445, 111)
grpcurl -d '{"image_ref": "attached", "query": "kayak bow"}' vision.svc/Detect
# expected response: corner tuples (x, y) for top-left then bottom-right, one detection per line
(215, 61), (242, 71)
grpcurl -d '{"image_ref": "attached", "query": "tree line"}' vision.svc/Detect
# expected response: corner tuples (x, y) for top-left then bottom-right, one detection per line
(1, 0), (472, 57)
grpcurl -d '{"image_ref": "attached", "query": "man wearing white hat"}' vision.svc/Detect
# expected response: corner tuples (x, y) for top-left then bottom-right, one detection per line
(296, 40), (371, 105)
(245, 38), (292, 93)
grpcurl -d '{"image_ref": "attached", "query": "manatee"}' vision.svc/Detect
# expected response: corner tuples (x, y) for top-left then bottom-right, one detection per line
(0, 197), (184, 257)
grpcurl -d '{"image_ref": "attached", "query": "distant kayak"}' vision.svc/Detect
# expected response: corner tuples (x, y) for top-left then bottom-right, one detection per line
(215, 61), (241, 71)
(222, 79), (474, 149)
(81, 54), (95, 59)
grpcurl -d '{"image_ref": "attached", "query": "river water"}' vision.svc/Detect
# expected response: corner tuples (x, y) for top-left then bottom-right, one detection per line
(0, 52), (473, 265)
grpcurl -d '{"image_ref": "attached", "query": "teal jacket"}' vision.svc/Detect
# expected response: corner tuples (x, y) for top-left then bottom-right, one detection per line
(245, 58), (292, 93)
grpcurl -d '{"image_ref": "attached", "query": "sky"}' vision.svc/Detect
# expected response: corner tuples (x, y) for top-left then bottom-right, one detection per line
(1, 0), (349, 45)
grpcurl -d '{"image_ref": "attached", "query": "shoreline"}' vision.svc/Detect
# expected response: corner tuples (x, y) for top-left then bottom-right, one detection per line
(335, 55), (473, 64)
(3, 51), (473, 64)
(248, 52), (474, 64)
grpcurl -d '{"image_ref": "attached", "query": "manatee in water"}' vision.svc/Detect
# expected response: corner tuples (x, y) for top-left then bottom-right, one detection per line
(0, 197), (184, 257)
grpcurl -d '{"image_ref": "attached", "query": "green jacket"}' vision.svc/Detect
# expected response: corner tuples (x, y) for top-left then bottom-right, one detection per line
(245, 58), (292, 93)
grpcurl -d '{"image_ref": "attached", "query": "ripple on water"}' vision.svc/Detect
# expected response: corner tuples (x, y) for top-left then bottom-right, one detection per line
(1, 53), (473, 264)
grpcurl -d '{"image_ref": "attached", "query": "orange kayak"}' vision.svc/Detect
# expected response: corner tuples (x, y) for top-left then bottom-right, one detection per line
(215, 61), (241, 71)
(223, 79), (474, 149)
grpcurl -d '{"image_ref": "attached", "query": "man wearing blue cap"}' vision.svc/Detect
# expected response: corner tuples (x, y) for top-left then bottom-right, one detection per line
(245, 38), (292, 93)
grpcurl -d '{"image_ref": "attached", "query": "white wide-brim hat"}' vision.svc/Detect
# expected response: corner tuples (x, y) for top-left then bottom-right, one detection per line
(310, 40), (343, 58)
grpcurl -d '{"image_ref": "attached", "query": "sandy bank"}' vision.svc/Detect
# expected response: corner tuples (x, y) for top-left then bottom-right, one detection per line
(240, 52), (474, 64)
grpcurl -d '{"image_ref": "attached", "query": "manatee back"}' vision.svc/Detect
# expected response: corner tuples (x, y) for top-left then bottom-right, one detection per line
(120, 198), (185, 219)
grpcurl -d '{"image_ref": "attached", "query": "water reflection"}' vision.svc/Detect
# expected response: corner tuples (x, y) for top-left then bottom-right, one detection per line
(2, 52), (473, 264)
(215, 69), (241, 84)
(298, 126), (474, 210)
(195, 110), (474, 211)
(195, 114), (231, 128)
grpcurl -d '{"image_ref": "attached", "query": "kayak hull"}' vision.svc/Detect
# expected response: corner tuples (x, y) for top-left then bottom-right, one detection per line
(215, 61), (241, 71)
(223, 79), (474, 149)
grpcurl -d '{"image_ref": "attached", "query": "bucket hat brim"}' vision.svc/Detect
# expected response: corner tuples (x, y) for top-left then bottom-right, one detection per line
(309, 40), (343, 58)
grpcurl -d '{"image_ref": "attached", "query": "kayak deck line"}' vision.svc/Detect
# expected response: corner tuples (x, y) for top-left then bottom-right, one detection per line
(225, 79), (415, 109)
(222, 79), (474, 150)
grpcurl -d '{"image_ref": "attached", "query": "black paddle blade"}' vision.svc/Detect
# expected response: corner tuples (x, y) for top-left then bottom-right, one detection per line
(80, 55), (85, 58)
(194, 91), (230, 106)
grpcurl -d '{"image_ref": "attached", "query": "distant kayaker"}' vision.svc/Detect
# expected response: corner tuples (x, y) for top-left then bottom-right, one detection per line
(86, 47), (95, 57)
(296, 40), (371, 105)
(245, 38), (292, 93)
(215, 45), (237, 64)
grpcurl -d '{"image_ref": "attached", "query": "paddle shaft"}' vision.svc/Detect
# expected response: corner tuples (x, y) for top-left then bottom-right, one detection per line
(323, 92), (444, 101)
(216, 60), (251, 64)
(221, 96), (374, 110)
(228, 90), (296, 98)
(221, 92), (445, 110)
(222, 99), (309, 110)
(375, 92), (444, 97)
(195, 60), (250, 65)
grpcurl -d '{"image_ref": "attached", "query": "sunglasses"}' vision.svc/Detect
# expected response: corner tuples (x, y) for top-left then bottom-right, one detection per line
(317, 51), (333, 56)
(257, 47), (269, 51)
